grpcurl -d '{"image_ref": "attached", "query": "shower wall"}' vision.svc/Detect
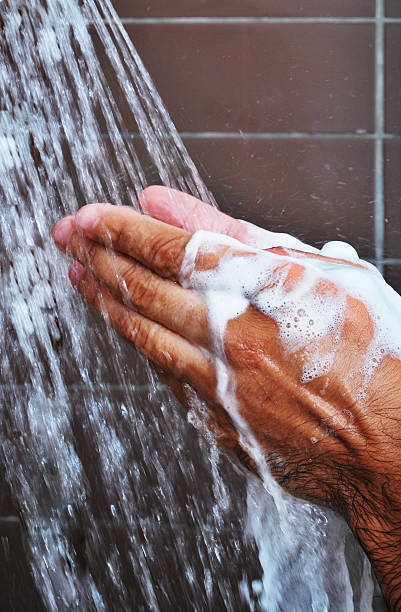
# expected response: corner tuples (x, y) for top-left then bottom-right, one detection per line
(113, 0), (401, 293)
(0, 1), (398, 610)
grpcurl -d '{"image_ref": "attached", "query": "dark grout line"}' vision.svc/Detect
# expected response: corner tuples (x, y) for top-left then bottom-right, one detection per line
(381, 260), (401, 265)
(119, 17), (401, 25)
(369, 259), (401, 266)
(121, 131), (401, 140)
(367, 258), (401, 265)
(374, 0), (385, 273)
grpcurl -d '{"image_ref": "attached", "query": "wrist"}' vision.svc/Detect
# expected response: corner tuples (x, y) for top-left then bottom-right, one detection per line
(328, 354), (401, 609)
(339, 466), (401, 611)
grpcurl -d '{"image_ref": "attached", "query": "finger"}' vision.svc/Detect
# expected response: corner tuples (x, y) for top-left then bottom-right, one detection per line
(152, 365), (189, 406)
(55, 203), (190, 282)
(266, 245), (371, 271)
(138, 185), (317, 252)
(70, 262), (217, 399)
(57, 223), (210, 347)
(139, 185), (249, 239)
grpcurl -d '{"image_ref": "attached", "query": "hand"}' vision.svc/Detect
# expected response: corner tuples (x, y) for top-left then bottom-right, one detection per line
(53, 186), (401, 610)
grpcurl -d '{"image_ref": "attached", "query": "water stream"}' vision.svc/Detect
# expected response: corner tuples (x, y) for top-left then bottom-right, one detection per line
(0, 1), (376, 610)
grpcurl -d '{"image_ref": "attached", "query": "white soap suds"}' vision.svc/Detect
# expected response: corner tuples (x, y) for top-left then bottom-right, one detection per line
(181, 229), (401, 417)
(239, 219), (319, 253)
(300, 348), (335, 384)
(320, 241), (359, 261)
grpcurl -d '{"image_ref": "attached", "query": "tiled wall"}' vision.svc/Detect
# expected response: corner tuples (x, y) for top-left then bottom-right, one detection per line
(113, 0), (401, 296)
(1, 1), (398, 610)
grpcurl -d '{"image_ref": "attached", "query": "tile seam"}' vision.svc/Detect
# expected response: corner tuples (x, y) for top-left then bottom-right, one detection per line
(118, 17), (401, 25)
(122, 131), (399, 140)
(368, 259), (401, 265)
(0, 516), (20, 523)
(375, 0), (385, 272)
(379, 259), (401, 265)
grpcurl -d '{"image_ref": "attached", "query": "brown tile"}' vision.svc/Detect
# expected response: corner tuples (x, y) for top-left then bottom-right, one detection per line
(384, 140), (401, 258)
(63, 385), (256, 611)
(385, 25), (401, 133)
(386, 0), (401, 17)
(384, 265), (401, 295)
(0, 521), (44, 611)
(69, 385), (247, 517)
(113, 0), (374, 18)
(123, 23), (375, 133)
(178, 137), (375, 258)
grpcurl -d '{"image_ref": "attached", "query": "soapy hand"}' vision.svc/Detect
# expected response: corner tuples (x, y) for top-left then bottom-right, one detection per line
(53, 186), (401, 610)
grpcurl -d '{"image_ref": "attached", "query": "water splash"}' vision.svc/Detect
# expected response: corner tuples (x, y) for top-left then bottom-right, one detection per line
(0, 0), (376, 610)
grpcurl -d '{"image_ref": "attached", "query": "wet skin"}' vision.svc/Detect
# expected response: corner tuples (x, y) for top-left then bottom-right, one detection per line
(53, 185), (401, 611)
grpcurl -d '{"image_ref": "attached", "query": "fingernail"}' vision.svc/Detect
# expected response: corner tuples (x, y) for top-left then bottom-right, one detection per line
(69, 262), (85, 288)
(53, 217), (74, 247)
(76, 203), (112, 233)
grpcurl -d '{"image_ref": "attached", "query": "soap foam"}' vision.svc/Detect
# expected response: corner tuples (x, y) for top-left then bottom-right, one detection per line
(181, 229), (401, 456)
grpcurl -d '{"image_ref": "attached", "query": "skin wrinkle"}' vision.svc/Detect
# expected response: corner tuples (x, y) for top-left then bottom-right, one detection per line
(147, 233), (188, 281)
(69, 228), (209, 347)
(188, 239), (401, 610)
(277, 247), (370, 272)
(78, 206), (190, 281)
(53, 188), (401, 611)
(223, 308), (372, 495)
(236, 345), (350, 440)
(77, 271), (217, 402)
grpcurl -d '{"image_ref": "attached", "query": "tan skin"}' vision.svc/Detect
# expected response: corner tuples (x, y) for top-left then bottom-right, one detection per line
(53, 185), (401, 610)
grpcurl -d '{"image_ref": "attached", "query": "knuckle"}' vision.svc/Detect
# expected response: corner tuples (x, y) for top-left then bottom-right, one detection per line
(128, 316), (153, 354)
(150, 234), (186, 278)
(81, 282), (98, 309)
(128, 315), (175, 375)
(80, 280), (103, 314)
(126, 269), (156, 309)
(108, 220), (128, 250)
(82, 240), (101, 271)
(93, 290), (109, 320)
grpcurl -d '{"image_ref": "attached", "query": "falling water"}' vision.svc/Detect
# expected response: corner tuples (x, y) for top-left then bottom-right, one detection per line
(0, 0), (377, 610)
